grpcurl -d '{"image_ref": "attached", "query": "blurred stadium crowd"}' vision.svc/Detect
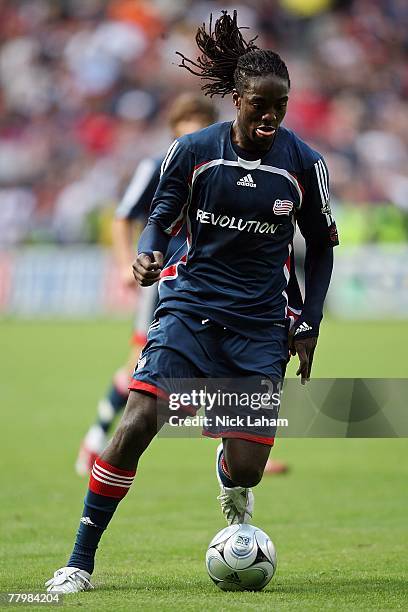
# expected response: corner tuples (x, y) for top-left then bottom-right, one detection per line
(0, 0), (407, 245)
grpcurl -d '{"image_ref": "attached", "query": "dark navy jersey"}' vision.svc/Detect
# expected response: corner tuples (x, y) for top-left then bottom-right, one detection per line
(147, 122), (337, 339)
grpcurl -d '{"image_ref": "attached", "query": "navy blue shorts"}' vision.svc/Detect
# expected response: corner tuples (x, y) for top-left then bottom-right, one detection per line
(130, 311), (288, 445)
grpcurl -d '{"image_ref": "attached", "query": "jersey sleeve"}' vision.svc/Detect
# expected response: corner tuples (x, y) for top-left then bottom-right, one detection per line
(296, 157), (339, 247)
(149, 140), (194, 236)
(115, 158), (160, 220)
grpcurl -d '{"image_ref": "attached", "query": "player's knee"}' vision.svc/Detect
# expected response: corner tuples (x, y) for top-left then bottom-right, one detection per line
(229, 463), (263, 488)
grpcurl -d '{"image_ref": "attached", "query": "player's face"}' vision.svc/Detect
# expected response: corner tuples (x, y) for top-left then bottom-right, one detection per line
(232, 74), (289, 152)
(173, 114), (212, 138)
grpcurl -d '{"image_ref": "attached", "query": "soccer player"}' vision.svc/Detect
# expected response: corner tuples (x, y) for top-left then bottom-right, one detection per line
(46, 11), (338, 593)
(75, 93), (219, 476)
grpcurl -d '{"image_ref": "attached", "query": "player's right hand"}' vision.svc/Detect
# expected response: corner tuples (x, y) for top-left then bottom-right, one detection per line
(132, 251), (163, 286)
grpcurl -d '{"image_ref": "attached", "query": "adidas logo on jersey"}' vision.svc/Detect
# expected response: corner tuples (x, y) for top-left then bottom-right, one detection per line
(295, 322), (313, 335)
(237, 173), (256, 188)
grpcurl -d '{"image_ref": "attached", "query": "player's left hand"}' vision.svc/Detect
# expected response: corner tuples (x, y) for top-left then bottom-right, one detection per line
(289, 320), (319, 385)
(291, 337), (317, 384)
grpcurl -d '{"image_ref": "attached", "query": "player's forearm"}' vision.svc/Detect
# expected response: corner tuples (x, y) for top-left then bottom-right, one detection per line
(302, 243), (333, 324)
(138, 220), (171, 258)
(112, 218), (136, 268)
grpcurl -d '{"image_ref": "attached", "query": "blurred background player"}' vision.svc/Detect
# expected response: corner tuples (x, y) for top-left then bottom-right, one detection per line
(75, 93), (218, 476)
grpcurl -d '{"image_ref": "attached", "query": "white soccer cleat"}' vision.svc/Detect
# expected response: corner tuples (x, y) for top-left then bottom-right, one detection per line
(217, 486), (254, 525)
(75, 424), (107, 476)
(216, 444), (254, 525)
(45, 567), (93, 593)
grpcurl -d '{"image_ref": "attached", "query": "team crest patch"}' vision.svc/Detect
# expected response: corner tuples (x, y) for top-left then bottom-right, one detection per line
(273, 199), (294, 215)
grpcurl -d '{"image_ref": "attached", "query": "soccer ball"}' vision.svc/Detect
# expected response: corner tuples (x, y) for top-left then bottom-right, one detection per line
(205, 523), (276, 591)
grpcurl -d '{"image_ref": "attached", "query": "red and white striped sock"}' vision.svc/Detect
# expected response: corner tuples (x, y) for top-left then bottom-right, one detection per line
(89, 458), (135, 499)
(218, 450), (237, 488)
(68, 458), (136, 573)
(221, 454), (231, 478)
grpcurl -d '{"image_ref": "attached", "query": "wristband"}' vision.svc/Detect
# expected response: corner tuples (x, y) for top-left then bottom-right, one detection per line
(293, 318), (320, 340)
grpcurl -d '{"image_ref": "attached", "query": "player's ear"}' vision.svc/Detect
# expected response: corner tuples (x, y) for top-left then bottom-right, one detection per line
(232, 89), (241, 109)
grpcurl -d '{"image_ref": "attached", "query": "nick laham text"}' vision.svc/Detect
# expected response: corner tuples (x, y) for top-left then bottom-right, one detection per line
(168, 415), (288, 428)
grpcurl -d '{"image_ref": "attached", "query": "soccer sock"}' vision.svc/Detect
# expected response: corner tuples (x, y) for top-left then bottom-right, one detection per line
(68, 458), (135, 574)
(218, 450), (238, 488)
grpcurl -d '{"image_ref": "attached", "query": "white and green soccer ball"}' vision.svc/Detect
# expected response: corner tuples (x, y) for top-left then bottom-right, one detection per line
(205, 523), (276, 591)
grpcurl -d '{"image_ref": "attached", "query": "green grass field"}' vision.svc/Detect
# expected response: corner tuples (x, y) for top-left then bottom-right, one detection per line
(1, 319), (408, 610)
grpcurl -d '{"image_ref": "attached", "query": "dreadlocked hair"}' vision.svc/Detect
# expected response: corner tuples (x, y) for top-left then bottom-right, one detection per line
(177, 10), (290, 97)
